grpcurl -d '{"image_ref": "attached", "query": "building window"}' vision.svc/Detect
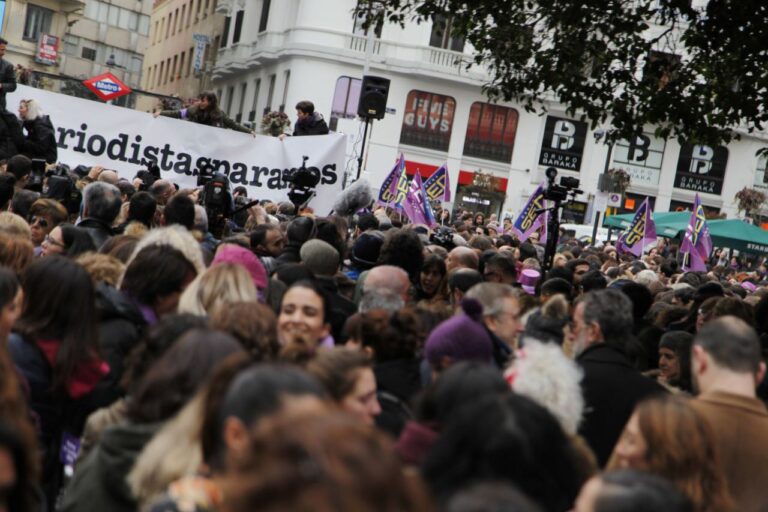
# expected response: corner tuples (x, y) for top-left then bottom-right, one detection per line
(463, 102), (519, 163)
(181, 5), (186, 29)
(226, 85), (235, 116)
(330, 76), (362, 120)
(165, 13), (172, 38)
(429, 14), (464, 52)
(259, 0), (271, 32)
(187, 46), (194, 76)
(204, 0), (209, 17)
(158, 61), (165, 87)
(178, 52), (185, 79)
(280, 70), (290, 111)
(139, 15), (150, 36)
(644, 51), (681, 90)
(400, 90), (456, 152)
(352, 2), (382, 37)
(232, 10), (244, 44)
(237, 82), (247, 123)
(221, 16), (231, 48)
(265, 74), (276, 113)
(81, 47), (96, 61)
(249, 78), (261, 122)
(171, 55), (178, 82)
(23, 4), (53, 41)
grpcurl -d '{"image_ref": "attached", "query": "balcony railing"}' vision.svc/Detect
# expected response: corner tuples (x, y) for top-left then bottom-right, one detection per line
(348, 34), (381, 54)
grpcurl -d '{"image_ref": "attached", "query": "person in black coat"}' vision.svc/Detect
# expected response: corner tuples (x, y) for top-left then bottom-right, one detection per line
(18, 99), (58, 163)
(572, 289), (665, 467)
(289, 100), (329, 137)
(0, 37), (17, 111)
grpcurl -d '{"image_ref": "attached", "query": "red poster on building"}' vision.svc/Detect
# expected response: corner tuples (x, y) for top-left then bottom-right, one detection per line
(36, 34), (59, 66)
(400, 90), (456, 152)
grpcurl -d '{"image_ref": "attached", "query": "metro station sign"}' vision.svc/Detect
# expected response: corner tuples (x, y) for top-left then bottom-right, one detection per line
(83, 73), (132, 102)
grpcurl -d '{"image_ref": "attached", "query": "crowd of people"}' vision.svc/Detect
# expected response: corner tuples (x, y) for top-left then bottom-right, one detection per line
(1, 153), (767, 512)
(0, 45), (766, 508)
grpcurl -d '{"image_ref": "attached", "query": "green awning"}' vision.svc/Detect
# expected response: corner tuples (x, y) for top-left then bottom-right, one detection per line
(603, 211), (692, 237)
(707, 219), (768, 255)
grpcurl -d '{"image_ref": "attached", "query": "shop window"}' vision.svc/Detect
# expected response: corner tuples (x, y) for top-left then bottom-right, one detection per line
(463, 102), (519, 163)
(400, 90), (456, 152)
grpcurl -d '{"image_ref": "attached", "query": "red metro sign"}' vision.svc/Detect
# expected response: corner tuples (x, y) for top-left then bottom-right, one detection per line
(83, 73), (132, 102)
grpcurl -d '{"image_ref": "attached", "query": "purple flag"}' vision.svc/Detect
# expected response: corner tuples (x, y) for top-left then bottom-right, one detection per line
(616, 198), (656, 257)
(424, 163), (451, 202)
(680, 193), (712, 272)
(402, 173), (430, 226)
(377, 154), (405, 207)
(512, 183), (546, 242)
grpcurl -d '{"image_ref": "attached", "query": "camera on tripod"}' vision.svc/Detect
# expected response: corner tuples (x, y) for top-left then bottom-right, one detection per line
(542, 167), (583, 203)
(283, 155), (320, 211)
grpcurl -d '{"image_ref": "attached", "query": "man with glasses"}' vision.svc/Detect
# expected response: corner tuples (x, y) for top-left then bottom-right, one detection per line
(465, 283), (523, 368)
(572, 289), (665, 467)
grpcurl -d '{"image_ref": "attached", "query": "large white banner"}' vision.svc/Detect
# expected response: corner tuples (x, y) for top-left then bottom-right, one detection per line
(7, 85), (346, 214)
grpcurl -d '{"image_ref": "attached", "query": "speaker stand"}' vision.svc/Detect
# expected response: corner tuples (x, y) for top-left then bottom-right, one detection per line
(356, 116), (373, 181)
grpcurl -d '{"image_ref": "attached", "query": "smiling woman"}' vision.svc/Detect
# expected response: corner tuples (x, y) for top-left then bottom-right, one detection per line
(277, 280), (331, 347)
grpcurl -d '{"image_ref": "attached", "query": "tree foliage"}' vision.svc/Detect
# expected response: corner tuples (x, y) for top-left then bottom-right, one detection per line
(359, 0), (768, 146)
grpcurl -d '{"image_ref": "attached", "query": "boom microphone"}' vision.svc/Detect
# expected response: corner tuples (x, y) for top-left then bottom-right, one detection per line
(333, 179), (373, 216)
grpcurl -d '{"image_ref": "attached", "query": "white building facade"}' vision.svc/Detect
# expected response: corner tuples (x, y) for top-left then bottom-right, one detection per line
(212, 0), (768, 223)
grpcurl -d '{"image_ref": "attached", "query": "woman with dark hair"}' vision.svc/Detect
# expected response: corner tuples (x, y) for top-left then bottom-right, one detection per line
(0, 423), (41, 512)
(143, 362), (326, 512)
(609, 395), (733, 512)
(9, 256), (113, 505)
(357, 309), (425, 436)
(416, 254), (448, 303)
(423, 393), (586, 511)
(223, 409), (432, 512)
(277, 280), (332, 349)
(27, 198), (67, 252)
(79, 314), (208, 460)
(395, 362), (509, 467)
(0, 267), (21, 343)
(657, 331), (693, 393)
(60, 329), (244, 512)
(377, 228), (424, 284)
(120, 245), (198, 324)
(41, 223), (96, 258)
(307, 347), (381, 425)
(154, 91), (253, 133)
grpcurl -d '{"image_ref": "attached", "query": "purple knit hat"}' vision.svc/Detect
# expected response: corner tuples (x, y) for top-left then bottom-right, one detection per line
(212, 244), (268, 290)
(425, 299), (493, 365)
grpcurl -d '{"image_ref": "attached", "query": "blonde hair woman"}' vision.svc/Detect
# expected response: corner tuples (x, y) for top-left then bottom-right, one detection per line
(177, 263), (258, 316)
(18, 98), (58, 163)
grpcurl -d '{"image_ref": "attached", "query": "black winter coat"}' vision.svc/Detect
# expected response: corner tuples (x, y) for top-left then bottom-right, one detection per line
(577, 343), (666, 467)
(95, 284), (147, 399)
(21, 115), (58, 163)
(77, 218), (115, 250)
(293, 112), (329, 136)
(0, 57), (17, 110)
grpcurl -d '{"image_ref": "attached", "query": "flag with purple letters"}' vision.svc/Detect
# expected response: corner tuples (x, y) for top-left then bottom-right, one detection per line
(680, 193), (712, 272)
(616, 198), (656, 256)
(402, 173), (436, 227)
(424, 163), (451, 202)
(377, 153), (405, 207)
(513, 183), (546, 242)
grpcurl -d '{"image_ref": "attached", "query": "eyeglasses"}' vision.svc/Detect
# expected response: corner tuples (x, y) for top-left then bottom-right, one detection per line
(44, 234), (65, 248)
(29, 216), (49, 228)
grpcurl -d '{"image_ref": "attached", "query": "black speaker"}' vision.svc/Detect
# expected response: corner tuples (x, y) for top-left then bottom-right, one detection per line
(357, 75), (390, 120)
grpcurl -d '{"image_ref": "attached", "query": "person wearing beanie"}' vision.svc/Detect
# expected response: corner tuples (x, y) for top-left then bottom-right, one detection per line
(298, 239), (355, 344)
(424, 299), (493, 378)
(300, 239), (340, 277)
(211, 244), (268, 295)
(276, 217), (316, 265)
(346, 231), (384, 281)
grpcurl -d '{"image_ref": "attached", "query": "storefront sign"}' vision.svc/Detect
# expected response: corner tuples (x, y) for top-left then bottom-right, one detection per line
(538, 115), (588, 172)
(611, 133), (666, 186)
(400, 90), (456, 152)
(674, 144), (729, 195)
(35, 34), (59, 66)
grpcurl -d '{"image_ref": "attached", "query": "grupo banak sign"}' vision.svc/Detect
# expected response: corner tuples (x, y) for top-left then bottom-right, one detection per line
(83, 72), (132, 102)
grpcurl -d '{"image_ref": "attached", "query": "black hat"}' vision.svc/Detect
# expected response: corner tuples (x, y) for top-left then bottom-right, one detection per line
(350, 232), (384, 270)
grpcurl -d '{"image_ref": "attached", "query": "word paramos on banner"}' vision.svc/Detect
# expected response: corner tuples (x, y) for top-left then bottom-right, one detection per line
(8, 85), (346, 214)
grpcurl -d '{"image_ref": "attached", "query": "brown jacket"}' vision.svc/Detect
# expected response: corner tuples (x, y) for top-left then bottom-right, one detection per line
(691, 391), (768, 512)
